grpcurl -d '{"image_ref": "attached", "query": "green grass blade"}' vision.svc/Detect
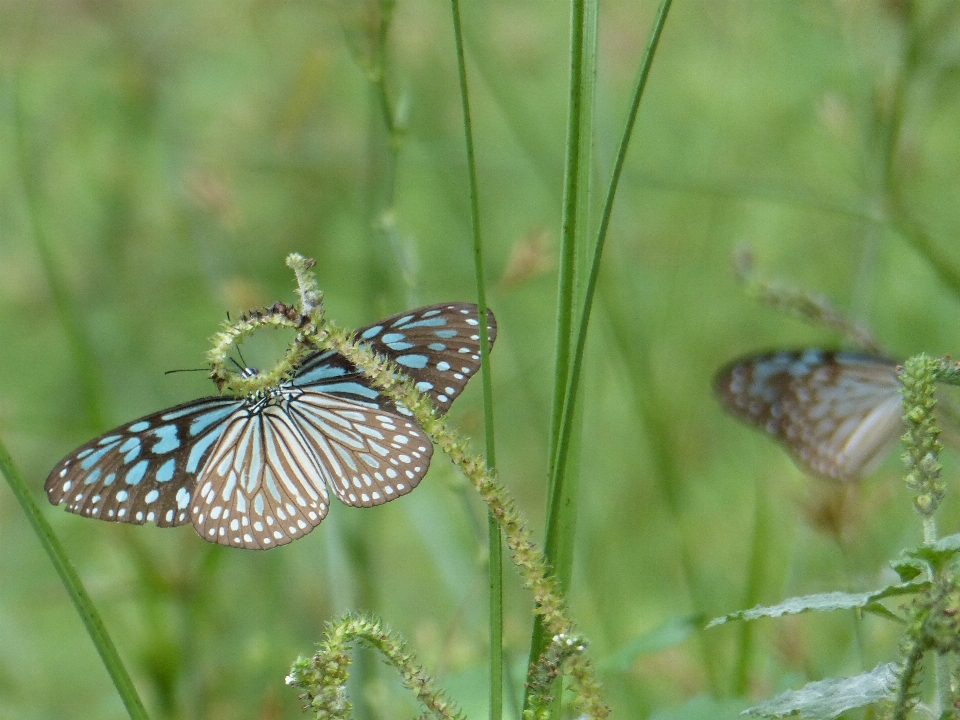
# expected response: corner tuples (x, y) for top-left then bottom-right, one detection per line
(547, 0), (588, 482)
(0, 437), (150, 720)
(527, 0), (674, 708)
(546, 0), (597, 578)
(553, 0), (673, 502)
(524, 1), (593, 713)
(449, 3), (502, 718)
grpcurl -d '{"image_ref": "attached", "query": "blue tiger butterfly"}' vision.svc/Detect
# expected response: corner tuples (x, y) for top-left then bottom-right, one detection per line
(46, 303), (496, 549)
(714, 349), (902, 481)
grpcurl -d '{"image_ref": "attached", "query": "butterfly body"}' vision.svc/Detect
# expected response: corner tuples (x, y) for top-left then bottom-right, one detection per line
(46, 303), (495, 549)
(714, 350), (901, 481)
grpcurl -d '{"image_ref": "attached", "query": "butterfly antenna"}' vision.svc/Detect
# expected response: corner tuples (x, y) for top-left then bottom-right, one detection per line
(235, 345), (251, 371)
(164, 367), (208, 375)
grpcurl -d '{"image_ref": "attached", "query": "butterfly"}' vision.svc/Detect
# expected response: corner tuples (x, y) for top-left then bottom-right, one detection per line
(713, 349), (903, 481)
(45, 303), (496, 549)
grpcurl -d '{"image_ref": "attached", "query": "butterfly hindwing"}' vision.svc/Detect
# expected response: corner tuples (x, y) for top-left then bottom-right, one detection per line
(190, 400), (331, 549)
(45, 396), (242, 527)
(714, 350), (902, 481)
(288, 392), (433, 508)
(191, 391), (432, 549)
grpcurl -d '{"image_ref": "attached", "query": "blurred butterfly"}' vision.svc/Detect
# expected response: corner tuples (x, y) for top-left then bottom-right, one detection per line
(713, 349), (902, 481)
(46, 303), (496, 549)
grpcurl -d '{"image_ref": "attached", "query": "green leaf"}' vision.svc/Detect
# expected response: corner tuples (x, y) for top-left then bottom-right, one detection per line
(892, 557), (925, 582)
(895, 533), (960, 576)
(707, 584), (926, 627)
(861, 602), (906, 623)
(929, 532), (960, 552)
(744, 663), (898, 718)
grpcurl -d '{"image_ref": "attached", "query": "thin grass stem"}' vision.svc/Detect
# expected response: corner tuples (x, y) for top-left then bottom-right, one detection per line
(0, 437), (149, 720)
(525, 3), (589, 710)
(449, 3), (503, 718)
(547, 0), (587, 481)
(552, 0), (673, 502)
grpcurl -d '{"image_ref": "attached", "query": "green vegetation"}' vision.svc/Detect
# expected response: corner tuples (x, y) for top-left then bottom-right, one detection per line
(3, 2), (960, 718)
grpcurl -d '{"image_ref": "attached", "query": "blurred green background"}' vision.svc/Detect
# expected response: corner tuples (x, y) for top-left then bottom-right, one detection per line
(3, 1), (960, 718)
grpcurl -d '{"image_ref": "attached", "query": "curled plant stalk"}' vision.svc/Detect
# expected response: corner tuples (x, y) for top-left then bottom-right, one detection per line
(286, 613), (465, 720)
(214, 255), (608, 718)
(206, 256), (326, 397)
(206, 300), (315, 395)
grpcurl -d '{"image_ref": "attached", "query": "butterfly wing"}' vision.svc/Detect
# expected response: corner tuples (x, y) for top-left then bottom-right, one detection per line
(294, 302), (496, 414)
(45, 396), (242, 526)
(288, 392), (432, 509)
(191, 390), (432, 549)
(714, 350), (902, 481)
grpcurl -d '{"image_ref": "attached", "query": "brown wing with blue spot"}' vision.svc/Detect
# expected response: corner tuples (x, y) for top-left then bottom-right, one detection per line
(714, 349), (902, 481)
(293, 302), (496, 414)
(45, 397), (242, 527)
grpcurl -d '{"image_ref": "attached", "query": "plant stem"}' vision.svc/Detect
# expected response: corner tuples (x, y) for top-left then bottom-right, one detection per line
(449, 3), (502, 718)
(892, 643), (923, 720)
(528, 0), (675, 702)
(0, 437), (149, 720)
(526, 1), (590, 710)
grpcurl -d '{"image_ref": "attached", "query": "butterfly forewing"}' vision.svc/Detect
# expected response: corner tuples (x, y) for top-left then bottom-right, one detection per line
(294, 302), (496, 413)
(714, 350), (902, 481)
(45, 396), (242, 527)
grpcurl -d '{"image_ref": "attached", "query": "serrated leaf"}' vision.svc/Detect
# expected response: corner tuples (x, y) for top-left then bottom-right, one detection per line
(892, 558), (925, 582)
(707, 584), (925, 628)
(743, 663), (898, 718)
(861, 602), (905, 623)
(898, 533), (960, 574)
(930, 532), (960, 551)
